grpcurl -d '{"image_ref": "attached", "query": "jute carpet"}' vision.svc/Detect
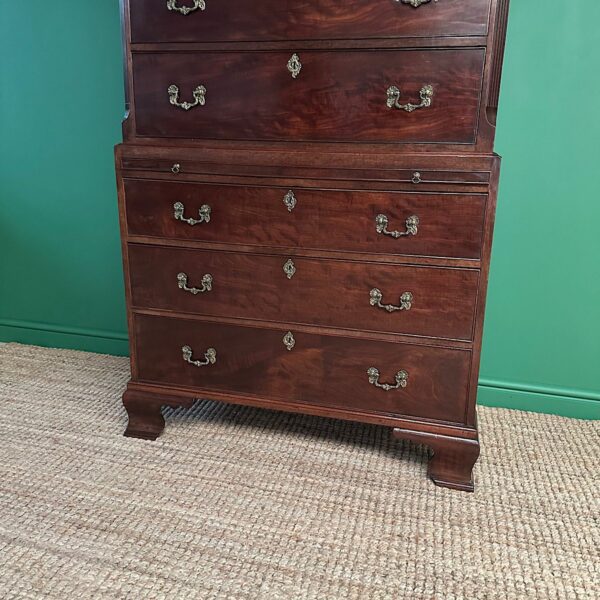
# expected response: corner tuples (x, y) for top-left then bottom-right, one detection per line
(0, 343), (598, 599)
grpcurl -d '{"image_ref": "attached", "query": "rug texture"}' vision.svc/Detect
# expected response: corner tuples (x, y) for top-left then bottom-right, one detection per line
(0, 343), (598, 599)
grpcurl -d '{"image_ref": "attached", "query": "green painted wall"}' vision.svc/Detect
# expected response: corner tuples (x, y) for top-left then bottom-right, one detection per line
(0, 3), (128, 356)
(1, 2), (599, 419)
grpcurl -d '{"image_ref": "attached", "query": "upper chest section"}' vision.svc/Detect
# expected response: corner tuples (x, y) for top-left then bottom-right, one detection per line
(123, 1), (507, 152)
(130, 0), (493, 43)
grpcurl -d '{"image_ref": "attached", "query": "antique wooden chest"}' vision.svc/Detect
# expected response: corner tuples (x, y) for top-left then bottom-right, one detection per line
(116, 0), (510, 491)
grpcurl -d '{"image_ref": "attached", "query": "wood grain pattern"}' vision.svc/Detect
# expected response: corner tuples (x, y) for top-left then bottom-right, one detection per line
(132, 49), (485, 144)
(129, 0), (492, 43)
(133, 313), (471, 424)
(128, 244), (479, 340)
(116, 0), (512, 490)
(123, 179), (487, 260)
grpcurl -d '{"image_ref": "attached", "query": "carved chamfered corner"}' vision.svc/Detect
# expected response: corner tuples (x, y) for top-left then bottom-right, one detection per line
(119, 0), (134, 140)
(392, 428), (481, 492)
(486, 0), (511, 126)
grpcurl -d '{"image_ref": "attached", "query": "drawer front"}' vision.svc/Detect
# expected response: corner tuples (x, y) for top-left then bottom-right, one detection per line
(128, 245), (479, 340)
(132, 49), (485, 144)
(124, 180), (487, 260)
(134, 314), (471, 423)
(130, 0), (492, 43)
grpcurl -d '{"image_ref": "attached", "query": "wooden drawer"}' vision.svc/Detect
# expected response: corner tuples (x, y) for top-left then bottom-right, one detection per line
(133, 314), (471, 424)
(131, 49), (485, 144)
(124, 179), (487, 260)
(128, 245), (479, 341)
(129, 0), (492, 43)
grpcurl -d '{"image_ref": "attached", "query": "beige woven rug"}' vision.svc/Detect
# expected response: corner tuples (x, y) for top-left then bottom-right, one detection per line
(0, 343), (598, 599)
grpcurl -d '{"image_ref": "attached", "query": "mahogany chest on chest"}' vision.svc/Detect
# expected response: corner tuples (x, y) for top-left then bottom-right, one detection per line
(116, 0), (510, 491)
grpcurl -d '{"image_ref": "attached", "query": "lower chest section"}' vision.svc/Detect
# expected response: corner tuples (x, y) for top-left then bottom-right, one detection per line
(119, 151), (494, 429)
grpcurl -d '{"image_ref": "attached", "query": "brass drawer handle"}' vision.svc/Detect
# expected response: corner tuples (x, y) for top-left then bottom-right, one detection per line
(168, 84), (206, 110)
(167, 0), (206, 15)
(283, 190), (297, 212)
(396, 0), (433, 7)
(375, 214), (419, 238)
(287, 54), (302, 79)
(177, 272), (213, 295)
(387, 85), (434, 112)
(174, 202), (211, 225)
(367, 367), (409, 391)
(370, 289), (413, 313)
(182, 345), (217, 367)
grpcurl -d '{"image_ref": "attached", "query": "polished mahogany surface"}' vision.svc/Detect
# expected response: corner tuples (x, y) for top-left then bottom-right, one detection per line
(134, 313), (471, 424)
(132, 49), (485, 144)
(124, 179), (487, 260)
(130, 0), (493, 43)
(128, 244), (479, 340)
(117, 0), (511, 491)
